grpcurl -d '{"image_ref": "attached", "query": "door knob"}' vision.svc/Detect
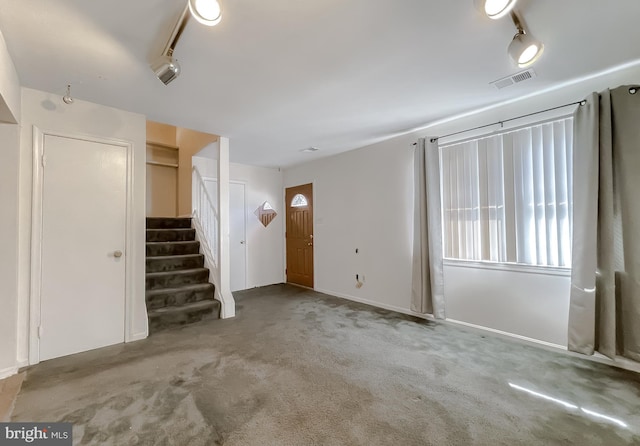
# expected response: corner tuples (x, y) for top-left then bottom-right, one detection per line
(240, 241), (245, 245)
(307, 242), (313, 246)
(114, 250), (123, 258)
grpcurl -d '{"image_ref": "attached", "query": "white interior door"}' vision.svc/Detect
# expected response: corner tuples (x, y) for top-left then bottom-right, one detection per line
(229, 182), (247, 291)
(39, 135), (127, 361)
(204, 179), (247, 291)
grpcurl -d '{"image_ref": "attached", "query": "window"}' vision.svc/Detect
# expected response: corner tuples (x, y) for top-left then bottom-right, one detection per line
(440, 117), (573, 268)
(291, 194), (308, 207)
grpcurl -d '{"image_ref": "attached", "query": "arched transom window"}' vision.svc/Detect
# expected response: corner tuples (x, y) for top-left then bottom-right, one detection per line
(291, 194), (308, 207)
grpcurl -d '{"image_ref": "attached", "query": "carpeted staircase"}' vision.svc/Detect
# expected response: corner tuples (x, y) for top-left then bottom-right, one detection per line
(146, 217), (220, 333)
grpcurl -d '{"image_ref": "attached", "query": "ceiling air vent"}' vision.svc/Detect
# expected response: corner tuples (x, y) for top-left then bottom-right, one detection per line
(490, 69), (536, 90)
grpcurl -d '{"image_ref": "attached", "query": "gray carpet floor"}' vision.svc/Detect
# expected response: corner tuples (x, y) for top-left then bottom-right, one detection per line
(12, 284), (640, 445)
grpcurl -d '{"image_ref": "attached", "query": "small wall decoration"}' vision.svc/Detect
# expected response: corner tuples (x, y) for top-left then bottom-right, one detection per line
(255, 201), (277, 227)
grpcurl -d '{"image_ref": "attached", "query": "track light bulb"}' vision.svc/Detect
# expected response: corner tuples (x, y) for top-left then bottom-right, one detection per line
(508, 31), (544, 67)
(189, 0), (222, 27)
(474, 0), (518, 20)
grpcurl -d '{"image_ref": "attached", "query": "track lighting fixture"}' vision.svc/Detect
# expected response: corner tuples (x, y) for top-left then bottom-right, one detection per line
(151, 0), (222, 85)
(474, 1), (544, 69)
(62, 84), (74, 104)
(507, 11), (544, 68)
(474, 0), (518, 20)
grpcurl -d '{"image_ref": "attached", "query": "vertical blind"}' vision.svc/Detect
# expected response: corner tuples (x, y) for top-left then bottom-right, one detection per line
(440, 117), (573, 267)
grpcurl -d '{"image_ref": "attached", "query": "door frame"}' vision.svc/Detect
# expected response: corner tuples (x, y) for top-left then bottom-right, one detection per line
(29, 127), (135, 365)
(284, 182), (316, 289)
(202, 176), (248, 291)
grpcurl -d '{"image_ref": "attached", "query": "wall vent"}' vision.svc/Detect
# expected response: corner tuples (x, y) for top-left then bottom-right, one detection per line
(490, 69), (536, 90)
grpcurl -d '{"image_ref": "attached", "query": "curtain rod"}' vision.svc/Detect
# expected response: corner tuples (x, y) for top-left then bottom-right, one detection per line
(411, 99), (587, 145)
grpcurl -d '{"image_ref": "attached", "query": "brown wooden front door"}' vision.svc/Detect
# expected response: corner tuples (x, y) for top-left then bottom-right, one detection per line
(286, 183), (314, 288)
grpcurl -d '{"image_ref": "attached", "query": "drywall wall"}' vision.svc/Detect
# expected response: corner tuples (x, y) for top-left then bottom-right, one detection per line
(193, 156), (285, 288)
(16, 87), (148, 366)
(0, 32), (20, 377)
(0, 123), (20, 378)
(176, 128), (217, 216)
(284, 134), (416, 312)
(0, 28), (20, 123)
(444, 264), (570, 346)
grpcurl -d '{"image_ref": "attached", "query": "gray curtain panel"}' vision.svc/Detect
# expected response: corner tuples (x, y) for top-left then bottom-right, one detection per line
(411, 138), (445, 318)
(568, 86), (640, 362)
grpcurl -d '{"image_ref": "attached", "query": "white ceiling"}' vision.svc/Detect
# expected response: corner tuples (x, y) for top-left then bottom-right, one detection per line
(1, 0), (640, 167)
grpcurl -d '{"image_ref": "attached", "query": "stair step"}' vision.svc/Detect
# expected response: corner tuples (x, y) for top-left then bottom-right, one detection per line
(146, 254), (204, 273)
(146, 228), (196, 242)
(146, 217), (192, 229)
(148, 300), (220, 334)
(146, 241), (200, 257)
(146, 268), (210, 290)
(146, 283), (215, 310)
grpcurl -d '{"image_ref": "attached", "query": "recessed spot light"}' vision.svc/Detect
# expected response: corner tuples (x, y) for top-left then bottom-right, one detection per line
(301, 147), (320, 153)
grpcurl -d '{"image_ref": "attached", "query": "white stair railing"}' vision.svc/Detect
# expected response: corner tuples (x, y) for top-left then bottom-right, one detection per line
(192, 166), (222, 305)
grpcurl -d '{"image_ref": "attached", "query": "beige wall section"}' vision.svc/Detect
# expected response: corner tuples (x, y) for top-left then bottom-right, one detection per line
(146, 121), (178, 217)
(146, 163), (178, 217)
(145, 121), (216, 217)
(176, 128), (218, 216)
(146, 120), (176, 146)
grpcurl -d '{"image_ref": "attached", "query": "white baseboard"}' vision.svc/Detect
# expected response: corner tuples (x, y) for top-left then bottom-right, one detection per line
(588, 353), (640, 373)
(0, 366), (18, 380)
(126, 332), (148, 343)
(16, 360), (28, 369)
(314, 288), (435, 321)
(444, 318), (566, 351)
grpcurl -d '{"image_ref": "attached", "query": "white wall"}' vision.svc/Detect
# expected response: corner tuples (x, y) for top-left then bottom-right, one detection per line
(283, 62), (640, 347)
(16, 87), (148, 367)
(0, 28), (20, 123)
(0, 123), (20, 378)
(284, 134), (416, 313)
(193, 156), (285, 288)
(444, 263), (570, 346)
(0, 31), (21, 378)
